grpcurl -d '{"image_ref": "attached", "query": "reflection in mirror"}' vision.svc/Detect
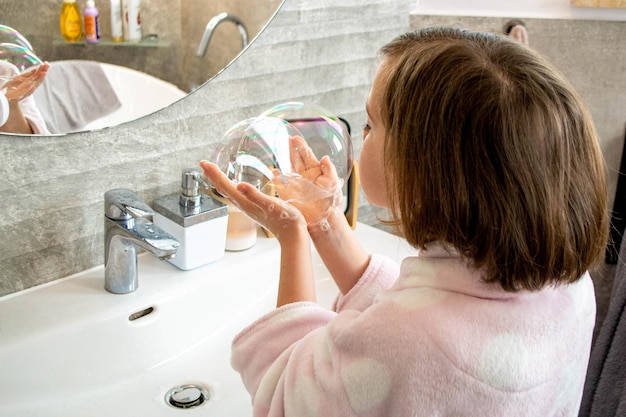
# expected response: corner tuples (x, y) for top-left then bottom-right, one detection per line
(1, 0), (283, 134)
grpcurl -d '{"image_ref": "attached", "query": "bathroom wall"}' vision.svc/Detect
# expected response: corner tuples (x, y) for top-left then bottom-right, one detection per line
(0, 0), (280, 91)
(413, 0), (626, 20)
(1, 0), (624, 298)
(0, 0), (413, 296)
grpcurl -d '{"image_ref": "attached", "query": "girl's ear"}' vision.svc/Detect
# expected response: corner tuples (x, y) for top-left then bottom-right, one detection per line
(503, 19), (529, 45)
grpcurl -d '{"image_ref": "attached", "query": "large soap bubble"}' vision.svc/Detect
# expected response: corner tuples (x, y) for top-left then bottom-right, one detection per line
(211, 102), (353, 188)
(210, 116), (305, 190)
(0, 43), (42, 72)
(0, 42), (44, 99)
(259, 101), (353, 181)
(209, 102), (353, 227)
(0, 25), (35, 52)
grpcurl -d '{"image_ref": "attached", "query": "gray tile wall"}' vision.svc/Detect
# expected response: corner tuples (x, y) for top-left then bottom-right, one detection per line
(0, 0), (412, 296)
(1, 2), (624, 299)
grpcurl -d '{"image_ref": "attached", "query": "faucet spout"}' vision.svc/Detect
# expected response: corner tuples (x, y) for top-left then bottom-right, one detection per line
(196, 12), (248, 57)
(104, 189), (180, 294)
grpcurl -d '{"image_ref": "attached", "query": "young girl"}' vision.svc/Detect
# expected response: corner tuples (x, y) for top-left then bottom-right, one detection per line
(0, 60), (50, 134)
(201, 27), (608, 417)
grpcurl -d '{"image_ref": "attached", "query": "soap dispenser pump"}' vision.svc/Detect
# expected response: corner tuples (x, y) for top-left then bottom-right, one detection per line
(153, 168), (228, 270)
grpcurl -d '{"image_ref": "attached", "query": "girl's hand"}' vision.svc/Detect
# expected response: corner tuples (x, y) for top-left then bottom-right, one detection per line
(201, 160), (316, 306)
(2, 62), (49, 102)
(200, 160), (307, 241)
(271, 136), (344, 226)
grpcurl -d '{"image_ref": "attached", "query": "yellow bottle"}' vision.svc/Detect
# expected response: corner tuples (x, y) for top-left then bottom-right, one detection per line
(60, 0), (82, 42)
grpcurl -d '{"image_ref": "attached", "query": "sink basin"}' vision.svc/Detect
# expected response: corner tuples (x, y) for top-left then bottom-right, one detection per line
(0, 223), (415, 416)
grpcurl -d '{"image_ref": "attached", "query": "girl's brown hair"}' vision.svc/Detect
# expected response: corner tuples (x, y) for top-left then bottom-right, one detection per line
(379, 27), (608, 291)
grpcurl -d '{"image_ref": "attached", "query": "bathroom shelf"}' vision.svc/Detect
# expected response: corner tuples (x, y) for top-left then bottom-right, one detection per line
(53, 38), (171, 48)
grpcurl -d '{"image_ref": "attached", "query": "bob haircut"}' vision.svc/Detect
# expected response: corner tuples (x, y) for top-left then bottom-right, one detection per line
(379, 27), (608, 291)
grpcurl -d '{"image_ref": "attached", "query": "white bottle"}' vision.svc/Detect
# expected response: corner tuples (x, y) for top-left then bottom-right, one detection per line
(122, 0), (141, 42)
(109, 0), (123, 42)
(153, 169), (228, 271)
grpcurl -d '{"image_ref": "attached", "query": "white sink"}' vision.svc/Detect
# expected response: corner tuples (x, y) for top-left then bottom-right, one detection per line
(0, 223), (415, 417)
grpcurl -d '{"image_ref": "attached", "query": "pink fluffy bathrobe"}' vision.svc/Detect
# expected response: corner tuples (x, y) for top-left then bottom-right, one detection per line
(231, 244), (596, 417)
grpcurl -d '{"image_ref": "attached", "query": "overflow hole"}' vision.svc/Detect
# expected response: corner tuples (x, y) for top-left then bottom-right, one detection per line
(128, 306), (154, 321)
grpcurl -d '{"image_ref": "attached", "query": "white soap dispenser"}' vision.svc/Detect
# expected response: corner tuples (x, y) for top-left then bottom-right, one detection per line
(153, 168), (228, 270)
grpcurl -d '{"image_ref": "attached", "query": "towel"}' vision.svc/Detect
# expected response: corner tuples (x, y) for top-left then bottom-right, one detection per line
(231, 247), (596, 416)
(33, 60), (121, 133)
(579, 230), (626, 417)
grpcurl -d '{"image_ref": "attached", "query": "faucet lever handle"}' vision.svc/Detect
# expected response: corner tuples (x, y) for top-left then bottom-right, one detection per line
(104, 189), (155, 221)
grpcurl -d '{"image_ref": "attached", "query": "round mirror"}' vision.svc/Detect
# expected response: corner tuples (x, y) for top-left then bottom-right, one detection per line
(1, 0), (283, 134)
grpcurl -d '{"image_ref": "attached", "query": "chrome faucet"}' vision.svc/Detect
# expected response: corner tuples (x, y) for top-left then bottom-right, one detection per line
(104, 189), (180, 294)
(196, 12), (248, 57)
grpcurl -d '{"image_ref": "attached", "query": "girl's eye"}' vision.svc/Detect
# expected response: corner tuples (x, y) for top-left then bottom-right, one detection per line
(362, 123), (371, 140)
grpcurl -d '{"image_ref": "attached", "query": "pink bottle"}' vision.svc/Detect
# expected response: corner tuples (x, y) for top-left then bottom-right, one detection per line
(84, 0), (100, 43)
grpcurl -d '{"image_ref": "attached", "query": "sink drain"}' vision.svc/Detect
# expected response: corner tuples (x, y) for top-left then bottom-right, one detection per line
(165, 384), (210, 409)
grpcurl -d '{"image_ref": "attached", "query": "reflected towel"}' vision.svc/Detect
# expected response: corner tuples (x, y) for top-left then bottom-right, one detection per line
(33, 60), (121, 133)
